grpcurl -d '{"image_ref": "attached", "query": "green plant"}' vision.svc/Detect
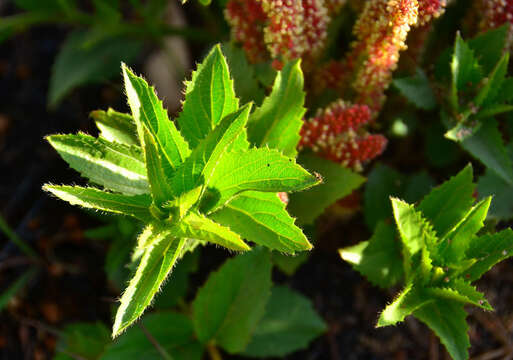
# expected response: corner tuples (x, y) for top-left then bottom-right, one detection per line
(44, 44), (321, 336)
(341, 165), (513, 360)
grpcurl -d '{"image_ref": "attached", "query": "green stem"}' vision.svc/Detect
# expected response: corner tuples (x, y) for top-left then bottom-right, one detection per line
(0, 214), (39, 259)
(139, 323), (173, 360)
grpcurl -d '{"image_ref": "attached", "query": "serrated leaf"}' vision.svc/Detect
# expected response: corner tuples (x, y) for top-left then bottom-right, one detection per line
(248, 60), (305, 157)
(170, 104), (251, 198)
(175, 212), (250, 251)
(393, 68), (436, 110)
(123, 64), (191, 177)
(49, 31), (141, 107)
(211, 191), (311, 253)
(413, 300), (469, 360)
(391, 198), (438, 256)
(113, 227), (186, 337)
(474, 53), (509, 107)
(288, 154), (365, 224)
(47, 133), (148, 195)
(451, 33), (482, 110)
(340, 221), (403, 288)
(104, 312), (203, 360)
(205, 148), (319, 212)
(377, 285), (431, 327)
(221, 43), (264, 105)
(192, 248), (272, 353)
(90, 108), (138, 146)
(438, 197), (491, 265)
(44, 185), (152, 221)
(418, 165), (475, 237)
(364, 164), (404, 230)
(462, 119), (513, 185)
(242, 286), (326, 358)
(463, 229), (513, 281)
(177, 45), (239, 147)
(427, 279), (492, 310)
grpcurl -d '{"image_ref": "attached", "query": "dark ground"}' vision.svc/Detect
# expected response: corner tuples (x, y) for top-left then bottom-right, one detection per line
(1, 14), (513, 360)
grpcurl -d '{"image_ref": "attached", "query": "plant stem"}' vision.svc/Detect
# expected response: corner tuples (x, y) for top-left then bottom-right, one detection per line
(0, 214), (38, 259)
(138, 323), (173, 360)
(207, 343), (223, 360)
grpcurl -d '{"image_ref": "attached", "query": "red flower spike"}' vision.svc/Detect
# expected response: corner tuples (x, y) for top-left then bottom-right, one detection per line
(225, 0), (268, 63)
(481, 0), (513, 49)
(418, 0), (446, 25)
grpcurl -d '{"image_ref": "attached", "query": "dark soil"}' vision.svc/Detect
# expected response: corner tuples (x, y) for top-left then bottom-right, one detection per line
(1, 9), (513, 360)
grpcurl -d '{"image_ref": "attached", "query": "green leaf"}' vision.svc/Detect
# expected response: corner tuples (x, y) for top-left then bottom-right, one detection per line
(113, 226), (186, 337)
(170, 104), (251, 198)
(177, 45), (239, 147)
(0, 269), (36, 312)
(393, 68), (436, 110)
(391, 198), (438, 256)
(477, 166), (513, 221)
(47, 133), (148, 195)
(377, 285), (431, 327)
(192, 248), (272, 353)
(141, 126), (176, 206)
(462, 119), (513, 185)
(418, 165), (475, 237)
(413, 300), (469, 360)
(464, 229), (513, 281)
(495, 77), (513, 103)
(242, 286), (326, 357)
(176, 212), (250, 251)
(54, 322), (110, 360)
(205, 148), (319, 212)
(340, 221), (403, 288)
(90, 108), (138, 146)
(210, 191), (311, 253)
(438, 197), (491, 264)
(248, 60), (306, 157)
(272, 252), (309, 276)
(427, 279), (492, 310)
(451, 32), (482, 110)
(363, 164), (404, 230)
(221, 43), (265, 105)
(49, 31), (141, 107)
(122, 64), (191, 176)
(288, 154), (365, 224)
(44, 185), (153, 221)
(104, 312), (203, 360)
(474, 53), (509, 107)
(475, 104), (513, 119)
(468, 25), (508, 74)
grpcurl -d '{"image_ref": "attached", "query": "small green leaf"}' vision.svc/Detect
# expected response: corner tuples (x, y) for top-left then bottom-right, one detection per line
(393, 68), (436, 110)
(377, 285), (431, 327)
(90, 108), (138, 146)
(288, 154), (365, 224)
(340, 221), (403, 288)
(418, 165), (475, 237)
(427, 280), (492, 310)
(205, 148), (320, 212)
(54, 322), (110, 360)
(391, 198), (438, 256)
(474, 53), (509, 107)
(123, 64), (191, 176)
(475, 104), (513, 119)
(413, 300), (469, 360)
(0, 269), (36, 312)
(49, 31), (141, 107)
(221, 43), (264, 105)
(210, 191), (311, 253)
(170, 104), (251, 198)
(464, 229), (513, 281)
(248, 60), (306, 157)
(177, 45), (239, 147)
(176, 212), (250, 251)
(44, 185), (153, 221)
(113, 227), (186, 337)
(104, 312), (203, 360)
(468, 25), (508, 74)
(47, 133), (148, 195)
(192, 248), (272, 353)
(462, 119), (513, 185)
(242, 286), (326, 357)
(451, 33), (482, 110)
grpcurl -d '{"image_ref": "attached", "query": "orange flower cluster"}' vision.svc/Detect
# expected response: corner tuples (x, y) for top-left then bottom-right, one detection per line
(225, 0), (268, 63)
(225, 0), (331, 63)
(299, 100), (387, 171)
